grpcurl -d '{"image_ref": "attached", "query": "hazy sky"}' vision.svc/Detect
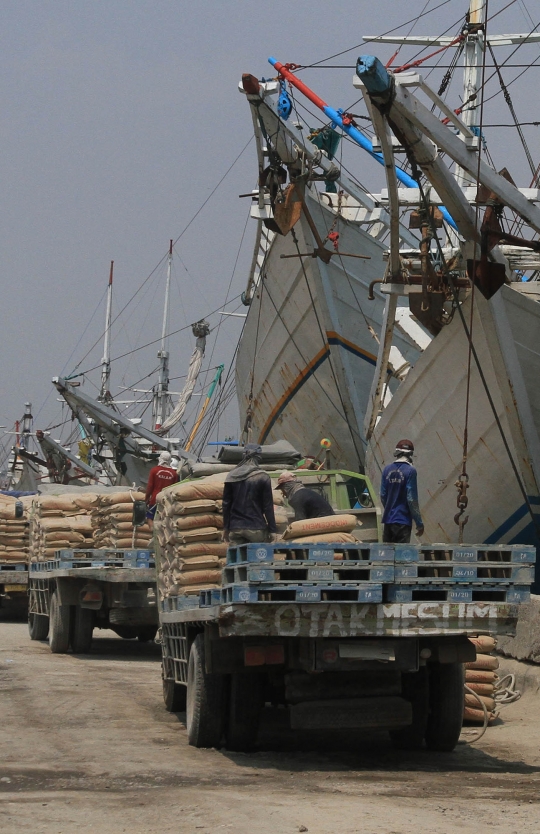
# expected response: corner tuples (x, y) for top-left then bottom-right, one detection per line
(0, 0), (538, 451)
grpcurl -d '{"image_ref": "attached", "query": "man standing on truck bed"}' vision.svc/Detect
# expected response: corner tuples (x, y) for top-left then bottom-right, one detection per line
(380, 439), (424, 543)
(145, 451), (179, 528)
(275, 471), (335, 520)
(222, 444), (277, 544)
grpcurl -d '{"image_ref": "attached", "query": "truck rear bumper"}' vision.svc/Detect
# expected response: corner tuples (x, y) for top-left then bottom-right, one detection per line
(290, 696), (412, 730)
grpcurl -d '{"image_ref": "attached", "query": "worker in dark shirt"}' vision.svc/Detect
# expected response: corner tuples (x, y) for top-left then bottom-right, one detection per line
(275, 471), (335, 520)
(114, 428), (130, 483)
(380, 438), (424, 543)
(222, 444), (277, 544)
(145, 450), (179, 527)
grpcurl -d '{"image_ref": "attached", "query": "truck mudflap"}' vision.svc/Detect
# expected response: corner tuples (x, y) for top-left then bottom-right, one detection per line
(217, 601), (519, 638)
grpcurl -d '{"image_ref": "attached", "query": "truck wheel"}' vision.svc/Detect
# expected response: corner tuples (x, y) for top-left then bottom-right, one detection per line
(28, 612), (49, 641)
(137, 626), (158, 642)
(71, 605), (94, 653)
(425, 662), (464, 752)
(163, 677), (187, 712)
(49, 591), (71, 654)
(186, 633), (225, 748)
(389, 667), (429, 750)
(225, 672), (263, 752)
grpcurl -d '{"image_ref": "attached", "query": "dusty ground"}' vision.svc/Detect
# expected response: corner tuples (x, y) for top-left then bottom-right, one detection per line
(1, 621), (539, 834)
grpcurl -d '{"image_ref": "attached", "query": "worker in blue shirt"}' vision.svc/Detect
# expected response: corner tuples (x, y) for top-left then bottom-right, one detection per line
(380, 439), (424, 543)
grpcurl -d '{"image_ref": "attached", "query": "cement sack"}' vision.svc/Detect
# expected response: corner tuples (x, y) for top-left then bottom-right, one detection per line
(465, 654), (499, 671)
(72, 493), (101, 510)
(174, 513), (224, 531)
(466, 682), (495, 696)
(101, 503), (136, 516)
(100, 491), (144, 507)
(179, 583), (220, 596)
(465, 693), (495, 711)
(112, 521), (151, 532)
(168, 499), (221, 516)
(187, 463), (234, 477)
(463, 706), (498, 724)
(38, 496), (81, 512)
(469, 636), (497, 653)
(45, 531), (86, 544)
(283, 514), (357, 540)
(273, 507), (289, 526)
(272, 490), (284, 506)
(175, 542), (228, 559)
(175, 569), (221, 586)
(175, 555), (220, 571)
(178, 527), (221, 544)
(289, 532), (359, 544)
(162, 482), (224, 502)
(1, 551), (27, 561)
(464, 669), (498, 683)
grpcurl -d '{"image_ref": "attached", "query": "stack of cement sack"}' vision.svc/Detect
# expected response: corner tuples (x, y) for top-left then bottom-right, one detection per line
(0, 494), (32, 562)
(154, 475), (288, 599)
(154, 475), (227, 600)
(29, 493), (94, 562)
(91, 490), (151, 549)
(282, 514), (360, 545)
(464, 636), (499, 724)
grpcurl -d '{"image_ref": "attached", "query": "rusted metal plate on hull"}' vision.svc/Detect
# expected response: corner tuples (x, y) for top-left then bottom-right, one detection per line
(217, 601), (518, 638)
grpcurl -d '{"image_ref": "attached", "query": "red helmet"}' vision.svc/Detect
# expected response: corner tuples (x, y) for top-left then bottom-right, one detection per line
(395, 439), (414, 454)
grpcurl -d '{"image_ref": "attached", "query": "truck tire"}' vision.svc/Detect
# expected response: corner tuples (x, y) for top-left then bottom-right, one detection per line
(49, 591), (71, 654)
(186, 633), (225, 748)
(425, 661), (464, 752)
(163, 677), (187, 712)
(28, 612), (49, 641)
(137, 626), (158, 642)
(71, 605), (94, 653)
(389, 667), (429, 750)
(111, 626), (138, 640)
(225, 672), (263, 752)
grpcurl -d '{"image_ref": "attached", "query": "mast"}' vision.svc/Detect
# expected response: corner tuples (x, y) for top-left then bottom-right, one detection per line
(99, 260), (114, 402)
(154, 240), (173, 430)
(454, 0), (485, 188)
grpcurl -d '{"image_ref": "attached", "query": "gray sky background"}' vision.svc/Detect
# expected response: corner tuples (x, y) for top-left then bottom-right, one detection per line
(0, 0), (538, 451)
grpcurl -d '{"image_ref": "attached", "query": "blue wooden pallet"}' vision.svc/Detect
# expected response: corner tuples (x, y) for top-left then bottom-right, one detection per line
(385, 584), (530, 604)
(220, 583), (383, 604)
(200, 589), (222, 608)
(55, 548), (153, 561)
(226, 542), (394, 565)
(394, 563), (534, 584)
(224, 563), (394, 585)
(394, 543), (536, 564)
(0, 562), (27, 572)
(30, 555), (155, 572)
(160, 595), (201, 613)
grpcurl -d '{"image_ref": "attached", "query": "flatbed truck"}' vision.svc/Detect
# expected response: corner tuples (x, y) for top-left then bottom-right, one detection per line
(28, 549), (158, 653)
(158, 540), (534, 753)
(0, 562), (28, 618)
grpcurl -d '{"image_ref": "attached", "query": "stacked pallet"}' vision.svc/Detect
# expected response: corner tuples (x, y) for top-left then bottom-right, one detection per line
(0, 494), (32, 562)
(29, 494), (94, 561)
(91, 490), (150, 549)
(464, 636), (499, 724)
(155, 476), (287, 600)
(283, 514), (359, 545)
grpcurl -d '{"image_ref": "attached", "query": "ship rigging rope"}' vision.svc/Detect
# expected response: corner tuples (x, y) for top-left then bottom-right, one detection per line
(74, 295), (242, 377)
(486, 41), (538, 180)
(297, 0), (456, 69)
(67, 137), (253, 379)
(290, 226), (366, 464)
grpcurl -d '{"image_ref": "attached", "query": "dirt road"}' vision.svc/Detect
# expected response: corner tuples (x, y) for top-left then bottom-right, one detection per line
(1, 622), (539, 834)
